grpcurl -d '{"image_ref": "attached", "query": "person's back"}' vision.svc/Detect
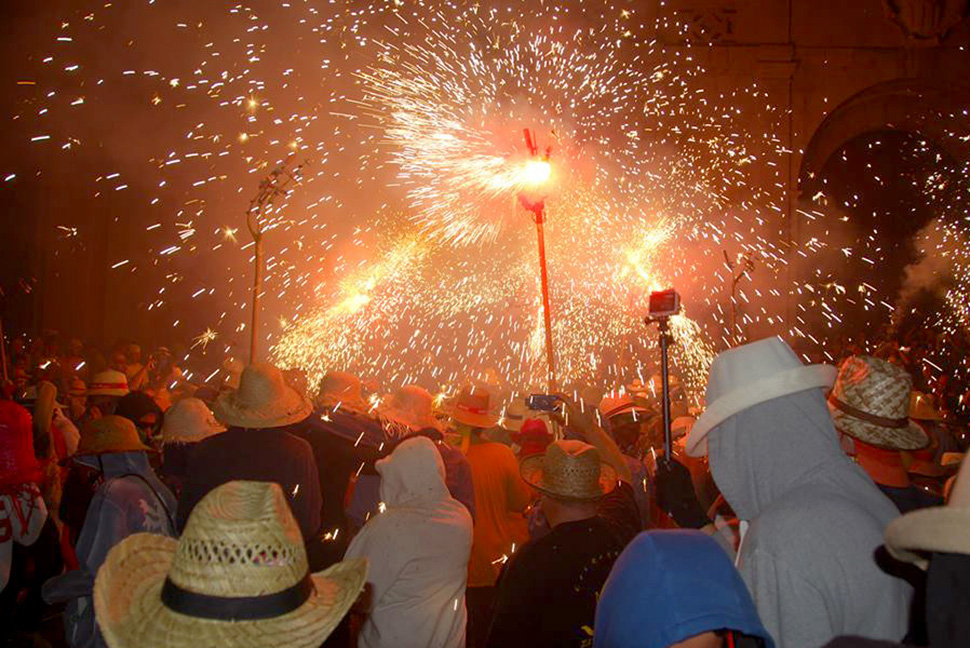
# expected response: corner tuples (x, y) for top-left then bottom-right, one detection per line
(705, 388), (909, 646)
(178, 426), (321, 539)
(345, 437), (473, 648)
(466, 438), (530, 587)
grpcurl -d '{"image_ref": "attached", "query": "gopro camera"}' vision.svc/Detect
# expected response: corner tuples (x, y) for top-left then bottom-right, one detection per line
(526, 394), (561, 412)
(647, 289), (681, 320)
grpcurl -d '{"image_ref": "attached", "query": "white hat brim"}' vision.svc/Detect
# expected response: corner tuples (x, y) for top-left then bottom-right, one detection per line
(94, 533), (368, 648)
(686, 364), (837, 457)
(884, 506), (970, 570)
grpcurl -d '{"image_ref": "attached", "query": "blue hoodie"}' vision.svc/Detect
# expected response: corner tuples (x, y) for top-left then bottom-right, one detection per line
(594, 530), (774, 648)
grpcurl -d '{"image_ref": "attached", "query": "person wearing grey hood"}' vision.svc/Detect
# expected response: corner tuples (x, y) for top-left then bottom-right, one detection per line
(43, 415), (176, 648)
(676, 337), (911, 648)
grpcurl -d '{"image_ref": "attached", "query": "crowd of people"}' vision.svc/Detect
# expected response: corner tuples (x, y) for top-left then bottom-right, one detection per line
(2, 330), (969, 648)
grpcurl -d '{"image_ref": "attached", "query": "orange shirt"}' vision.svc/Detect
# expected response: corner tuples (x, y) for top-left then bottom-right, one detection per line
(466, 439), (532, 587)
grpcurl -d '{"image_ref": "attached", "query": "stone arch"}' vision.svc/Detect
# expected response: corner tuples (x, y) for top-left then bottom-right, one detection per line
(798, 78), (970, 195)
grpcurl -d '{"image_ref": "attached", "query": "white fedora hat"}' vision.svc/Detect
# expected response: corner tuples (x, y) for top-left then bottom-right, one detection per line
(686, 337), (837, 457)
(885, 456), (970, 569)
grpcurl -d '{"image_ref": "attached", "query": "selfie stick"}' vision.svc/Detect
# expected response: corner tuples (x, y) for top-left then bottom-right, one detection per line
(658, 317), (673, 462)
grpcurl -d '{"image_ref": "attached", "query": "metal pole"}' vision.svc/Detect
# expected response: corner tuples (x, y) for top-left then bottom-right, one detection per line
(535, 207), (557, 392)
(659, 317), (672, 460)
(249, 236), (264, 364)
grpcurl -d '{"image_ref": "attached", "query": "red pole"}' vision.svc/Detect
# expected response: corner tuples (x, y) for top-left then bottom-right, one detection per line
(534, 206), (557, 392)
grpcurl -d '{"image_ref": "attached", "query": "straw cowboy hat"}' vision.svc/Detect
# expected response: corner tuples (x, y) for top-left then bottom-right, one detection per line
(87, 369), (130, 398)
(686, 337), (837, 457)
(0, 400), (43, 486)
(314, 371), (369, 414)
(160, 397), (226, 445)
(213, 363), (312, 430)
(520, 440), (617, 501)
(449, 385), (500, 429)
(75, 416), (152, 457)
(828, 355), (928, 451)
(378, 385), (440, 432)
(500, 397), (552, 432)
(885, 457), (970, 569)
(910, 391), (944, 422)
(599, 391), (652, 420)
(93, 480), (368, 648)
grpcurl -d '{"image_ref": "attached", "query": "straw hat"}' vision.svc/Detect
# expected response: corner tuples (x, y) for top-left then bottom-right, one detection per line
(88, 369), (130, 397)
(686, 337), (837, 457)
(828, 355), (928, 451)
(161, 397), (226, 445)
(520, 440), (617, 501)
(449, 386), (500, 429)
(599, 391), (651, 420)
(0, 400), (43, 486)
(378, 385), (439, 431)
(910, 391), (943, 421)
(213, 363), (312, 430)
(314, 371), (369, 414)
(93, 480), (368, 648)
(76, 416), (152, 456)
(885, 457), (970, 569)
(500, 398), (530, 432)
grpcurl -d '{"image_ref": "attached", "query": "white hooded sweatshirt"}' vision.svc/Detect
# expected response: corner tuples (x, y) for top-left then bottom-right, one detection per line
(345, 436), (473, 648)
(708, 390), (910, 648)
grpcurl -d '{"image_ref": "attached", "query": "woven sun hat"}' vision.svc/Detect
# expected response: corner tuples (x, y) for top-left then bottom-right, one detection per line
(314, 371), (369, 414)
(160, 397), (226, 445)
(378, 385), (440, 432)
(68, 378), (87, 399)
(500, 398), (530, 432)
(910, 391), (944, 422)
(686, 337), (837, 457)
(449, 385), (500, 429)
(520, 439), (617, 501)
(93, 480), (368, 648)
(88, 369), (130, 397)
(76, 415), (153, 457)
(213, 363), (312, 430)
(828, 355), (928, 451)
(885, 456), (970, 569)
(0, 400), (43, 486)
(599, 390), (651, 421)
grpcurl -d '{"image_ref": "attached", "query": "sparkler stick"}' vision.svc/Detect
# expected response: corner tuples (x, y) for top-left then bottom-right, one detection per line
(519, 129), (557, 391)
(245, 159), (307, 364)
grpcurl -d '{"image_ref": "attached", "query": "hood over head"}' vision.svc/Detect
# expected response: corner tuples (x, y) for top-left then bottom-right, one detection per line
(74, 450), (156, 479)
(594, 530), (774, 648)
(708, 389), (886, 521)
(376, 435), (450, 508)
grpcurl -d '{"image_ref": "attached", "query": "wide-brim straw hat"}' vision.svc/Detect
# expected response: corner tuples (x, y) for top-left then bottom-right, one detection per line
(520, 439), (617, 501)
(448, 385), (500, 429)
(161, 397), (226, 445)
(88, 369), (130, 398)
(94, 481), (368, 648)
(378, 385), (440, 432)
(314, 371), (369, 414)
(599, 391), (652, 420)
(686, 337), (837, 457)
(828, 355), (928, 451)
(885, 456), (970, 569)
(76, 415), (153, 457)
(213, 363), (312, 429)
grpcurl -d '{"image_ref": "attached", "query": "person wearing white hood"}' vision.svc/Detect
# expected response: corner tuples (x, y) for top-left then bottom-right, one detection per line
(675, 337), (911, 648)
(345, 435), (474, 648)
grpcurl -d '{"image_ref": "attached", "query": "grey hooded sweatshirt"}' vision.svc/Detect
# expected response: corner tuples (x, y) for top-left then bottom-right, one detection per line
(708, 390), (910, 648)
